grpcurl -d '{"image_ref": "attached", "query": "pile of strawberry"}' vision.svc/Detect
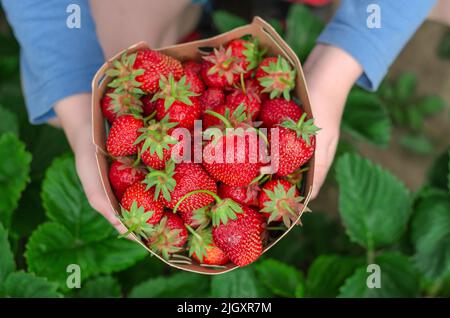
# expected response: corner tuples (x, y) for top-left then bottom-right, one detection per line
(101, 36), (318, 268)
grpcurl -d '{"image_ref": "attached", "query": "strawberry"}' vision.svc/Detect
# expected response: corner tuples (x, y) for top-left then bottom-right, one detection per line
(147, 213), (188, 259)
(199, 87), (225, 114)
(121, 182), (164, 225)
(141, 95), (156, 116)
(202, 102), (252, 130)
(226, 37), (265, 77)
(183, 60), (202, 74)
(118, 201), (155, 238)
(106, 114), (143, 157)
(256, 56), (296, 100)
(178, 205), (211, 229)
(212, 205), (264, 267)
(188, 227), (229, 265)
(107, 49), (183, 94)
(101, 88), (143, 123)
(259, 98), (303, 128)
(153, 74), (201, 129)
(144, 161), (217, 213)
(200, 46), (244, 88)
(109, 158), (146, 200)
(202, 109), (265, 186)
(258, 179), (304, 226)
(134, 116), (179, 170)
(226, 78), (262, 120)
(185, 69), (205, 94)
(174, 190), (266, 266)
(270, 114), (319, 176)
(218, 183), (260, 207)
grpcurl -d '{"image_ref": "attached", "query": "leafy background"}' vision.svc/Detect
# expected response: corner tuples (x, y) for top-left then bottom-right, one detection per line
(0, 3), (449, 298)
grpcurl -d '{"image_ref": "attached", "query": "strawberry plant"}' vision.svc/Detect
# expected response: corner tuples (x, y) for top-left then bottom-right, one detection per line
(1, 3), (449, 299)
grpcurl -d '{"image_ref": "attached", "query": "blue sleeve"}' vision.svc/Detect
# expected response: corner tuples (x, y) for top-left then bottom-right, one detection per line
(1, 0), (104, 124)
(317, 0), (436, 91)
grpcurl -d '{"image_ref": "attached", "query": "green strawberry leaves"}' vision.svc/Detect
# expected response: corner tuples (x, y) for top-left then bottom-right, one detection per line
(0, 133), (32, 227)
(339, 252), (420, 298)
(336, 153), (411, 250)
(411, 192), (450, 279)
(130, 272), (210, 297)
(0, 222), (61, 298)
(255, 259), (304, 297)
(342, 89), (391, 146)
(211, 267), (270, 297)
(26, 156), (147, 289)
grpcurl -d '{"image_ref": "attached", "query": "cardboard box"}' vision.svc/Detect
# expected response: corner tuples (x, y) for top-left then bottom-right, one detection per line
(91, 17), (314, 275)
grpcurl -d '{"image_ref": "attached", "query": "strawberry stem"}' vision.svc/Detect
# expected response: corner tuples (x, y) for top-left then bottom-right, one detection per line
(173, 189), (221, 214)
(204, 109), (233, 129)
(240, 73), (246, 95)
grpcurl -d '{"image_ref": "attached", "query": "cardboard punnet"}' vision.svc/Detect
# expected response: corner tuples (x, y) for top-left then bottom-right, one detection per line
(92, 17), (315, 274)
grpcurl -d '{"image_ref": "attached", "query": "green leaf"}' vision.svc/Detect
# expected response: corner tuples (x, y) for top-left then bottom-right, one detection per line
(77, 276), (121, 298)
(339, 252), (419, 298)
(285, 4), (324, 61)
(0, 105), (19, 136)
(336, 153), (411, 249)
(399, 134), (433, 155)
(0, 133), (32, 227)
(255, 259), (303, 297)
(26, 222), (147, 290)
(268, 19), (283, 36)
(342, 90), (391, 146)
(411, 192), (450, 279)
(42, 155), (112, 241)
(211, 267), (269, 297)
(129, 272), (210, 298)
(437, 30), (450, 59)
(212, 10), (247, 34)
(305, 255), (363, 297)
(426, 149), (450, 191)
(395, 73), (417, 101)
(2, 271), (61, 298)
(417, 95), (445, 116)
(448, 150), (450, 193)
(0, 222), (15, 284)
(116, 257), (165, 293)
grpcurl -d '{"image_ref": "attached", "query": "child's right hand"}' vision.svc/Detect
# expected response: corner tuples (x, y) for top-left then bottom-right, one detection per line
(54, 93), (127, 234)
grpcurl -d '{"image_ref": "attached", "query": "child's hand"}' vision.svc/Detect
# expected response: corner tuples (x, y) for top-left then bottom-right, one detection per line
(303, 44), (363, 199)
(54, 93), (127, 234)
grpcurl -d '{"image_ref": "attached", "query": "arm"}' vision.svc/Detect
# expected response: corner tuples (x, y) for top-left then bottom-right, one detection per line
(307, 0), (437, 198)
(2, 0), (125, 232)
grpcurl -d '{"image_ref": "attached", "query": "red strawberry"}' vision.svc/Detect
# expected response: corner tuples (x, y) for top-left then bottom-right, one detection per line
(200, 46), (244, 88)
(226, 37), (265, 77)
(212, 205), (264, 267)
(141, 95), (156, 116)
(183, 60), (202, 74)
(203, 124), (265, 187)
(147, 213), (188, 259)
(109, 158), (146, 200)
(218, 183), (260, 207)
(258, 179), (304, 226)
(185, 69), (205, 94)
(144, 161), (217, 213)
(259, 98), (303, 128)
(135, 117), (179, 170)
(101, 88), (143, 123)
(121, 182), (164, 226)
(153, 74), (201, 129)
(188, 227), (229, 265)
(199, 88), (225, 114)
(256, 56), (296, 100)
(270, 114), (319, 176)
(106, 115), (143, 157)
(226, 79), (262, 120)
(107, 49), (183, 94)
